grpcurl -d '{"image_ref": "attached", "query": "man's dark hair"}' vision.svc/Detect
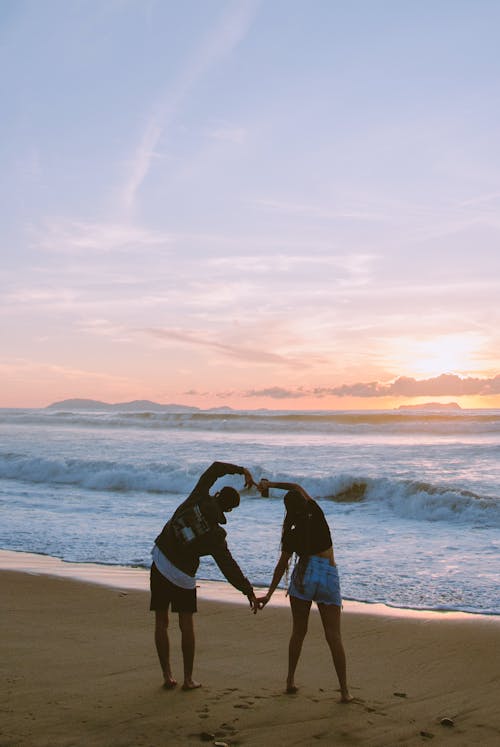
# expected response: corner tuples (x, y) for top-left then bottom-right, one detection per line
(217, 485), (240, 512)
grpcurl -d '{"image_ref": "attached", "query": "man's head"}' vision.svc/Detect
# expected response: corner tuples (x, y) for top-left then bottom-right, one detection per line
(214, 486), (240, 523)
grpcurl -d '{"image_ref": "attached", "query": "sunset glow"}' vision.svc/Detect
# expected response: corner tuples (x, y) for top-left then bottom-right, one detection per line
(1, 1), (499, 409)
(388, 334), (489, 380)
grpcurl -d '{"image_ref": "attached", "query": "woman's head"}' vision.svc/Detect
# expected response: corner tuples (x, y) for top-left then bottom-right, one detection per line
(284, 489), (308, 517)
(281, 488), (312, 557)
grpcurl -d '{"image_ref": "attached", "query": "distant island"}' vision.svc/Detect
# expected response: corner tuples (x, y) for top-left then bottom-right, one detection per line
(45, 398), (203, 413)
(396, 402), (462, 411)
(45, 399), (466, 414)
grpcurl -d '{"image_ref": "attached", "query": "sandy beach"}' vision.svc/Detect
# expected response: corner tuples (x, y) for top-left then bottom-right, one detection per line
(1, 566), (499, 746)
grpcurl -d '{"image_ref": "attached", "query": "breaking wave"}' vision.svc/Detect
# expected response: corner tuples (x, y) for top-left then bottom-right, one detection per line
(1, 451), (498, 527)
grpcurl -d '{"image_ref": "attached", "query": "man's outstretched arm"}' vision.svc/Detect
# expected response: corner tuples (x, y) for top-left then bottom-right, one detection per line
(190, 462), (255, 498)
(211, 541), (258, 613)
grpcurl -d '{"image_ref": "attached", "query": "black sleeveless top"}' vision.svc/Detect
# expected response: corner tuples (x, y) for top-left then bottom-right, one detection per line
(281, 500), (332, 557)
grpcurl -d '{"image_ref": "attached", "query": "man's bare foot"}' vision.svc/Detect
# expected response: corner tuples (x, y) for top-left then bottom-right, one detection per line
(162, 671), (177, 689)
(340, 691), (354, 703)
(162, 676), (177, 689)
(182, 679), (202, 691)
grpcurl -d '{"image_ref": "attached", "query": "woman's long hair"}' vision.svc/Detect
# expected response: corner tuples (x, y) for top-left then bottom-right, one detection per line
(281, 490), (312, 593)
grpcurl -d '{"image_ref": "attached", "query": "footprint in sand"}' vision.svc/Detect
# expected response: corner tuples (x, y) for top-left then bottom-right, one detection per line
(234, 694), (255, 707)
(216, 726), (238, 738)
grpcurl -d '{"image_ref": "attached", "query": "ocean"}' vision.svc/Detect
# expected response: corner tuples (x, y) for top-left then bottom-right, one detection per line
(1, 405), (499, 615)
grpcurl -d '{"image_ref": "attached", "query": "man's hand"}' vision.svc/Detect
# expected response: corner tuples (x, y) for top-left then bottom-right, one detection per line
(247, 591), (259, 614)
(242, 468), (255, 490)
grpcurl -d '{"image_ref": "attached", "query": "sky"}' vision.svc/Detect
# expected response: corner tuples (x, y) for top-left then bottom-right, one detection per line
(1, 0), (500, 410)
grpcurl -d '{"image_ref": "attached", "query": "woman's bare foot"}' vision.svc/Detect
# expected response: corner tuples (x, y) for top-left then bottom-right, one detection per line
(182, 678), (202, 691)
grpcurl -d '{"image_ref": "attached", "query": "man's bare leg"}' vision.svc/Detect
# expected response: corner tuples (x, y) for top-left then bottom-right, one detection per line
(286, 596), (312, 693)
(318, 603), (353, 702)
(154, 610), (177, 687)
(179, 612), (201, 690)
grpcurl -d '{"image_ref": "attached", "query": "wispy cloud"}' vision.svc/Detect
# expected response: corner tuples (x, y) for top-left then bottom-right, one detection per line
(254, 198), (392, 223)
(121, 0), (261, 211)
(457, 191), (500, 208)
(121, 119), (164, 214)
(140, 326), (307, 368)
(205, 252), (377, 290)
(244, 386), (306, 399)
(33, 219), (172, 253)
(255, 193), (500, 249)
(0, 357), (132, 386)
(206, 121), (247, 144)
(206, 253), (377, 270)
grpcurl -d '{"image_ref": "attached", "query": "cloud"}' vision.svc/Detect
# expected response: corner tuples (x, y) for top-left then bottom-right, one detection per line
(34, 219), (171, 253)
(0, 357), (132, 386)
(239, 374), (500, 399)
(324, 374), (500, 398)
(254, 198), (392, 223)
(121, 119), (164, 213)
(244, 386), (305, 399)
(457, 191), (500, 208)
(140, 326), (306, 368)
(206, 122), (247, 144)
(121, 0), (260, 210)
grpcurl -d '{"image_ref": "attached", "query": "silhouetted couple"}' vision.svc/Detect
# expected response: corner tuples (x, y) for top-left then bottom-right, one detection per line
(150, 461), (352, 702)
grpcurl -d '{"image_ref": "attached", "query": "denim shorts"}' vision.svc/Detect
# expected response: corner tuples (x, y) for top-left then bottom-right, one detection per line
(288, 555), (342, 606)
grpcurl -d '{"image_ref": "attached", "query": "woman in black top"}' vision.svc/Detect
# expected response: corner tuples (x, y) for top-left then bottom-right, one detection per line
(257, 479), (352, 702)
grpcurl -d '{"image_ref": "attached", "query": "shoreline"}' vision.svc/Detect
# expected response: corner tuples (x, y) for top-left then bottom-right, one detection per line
(1, 548), (497, 622)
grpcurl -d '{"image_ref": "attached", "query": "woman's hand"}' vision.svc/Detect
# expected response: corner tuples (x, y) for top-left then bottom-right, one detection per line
(257, 478), (270, 496)
(256, 592), (271, 609)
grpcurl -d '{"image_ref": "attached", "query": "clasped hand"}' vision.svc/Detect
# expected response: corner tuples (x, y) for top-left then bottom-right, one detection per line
(256, 593), (271, 609)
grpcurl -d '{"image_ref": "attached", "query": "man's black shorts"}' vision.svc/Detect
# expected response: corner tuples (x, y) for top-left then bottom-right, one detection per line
(149, 562), (197, 613)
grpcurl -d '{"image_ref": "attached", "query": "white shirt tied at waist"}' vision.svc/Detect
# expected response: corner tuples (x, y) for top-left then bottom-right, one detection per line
(151, 544), (196, 590)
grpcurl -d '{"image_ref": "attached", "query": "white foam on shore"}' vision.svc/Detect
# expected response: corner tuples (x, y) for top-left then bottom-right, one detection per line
(2, 549), (496, 622)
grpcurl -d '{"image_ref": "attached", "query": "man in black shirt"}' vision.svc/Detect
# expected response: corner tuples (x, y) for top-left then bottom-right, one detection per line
(150, 461), (258, 689)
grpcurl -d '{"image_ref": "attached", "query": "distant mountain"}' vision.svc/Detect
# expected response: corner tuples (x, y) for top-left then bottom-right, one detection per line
(45, 398), (200, 412)
(397, 402), (462, 411)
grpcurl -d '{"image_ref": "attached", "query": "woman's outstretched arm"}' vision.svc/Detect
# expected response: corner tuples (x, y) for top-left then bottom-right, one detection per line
(257, 550), (292, 607)
(257, 479), (313, 501)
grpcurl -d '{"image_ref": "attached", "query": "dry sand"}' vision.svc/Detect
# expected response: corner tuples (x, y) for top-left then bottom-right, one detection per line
(1, 568), (499, 746)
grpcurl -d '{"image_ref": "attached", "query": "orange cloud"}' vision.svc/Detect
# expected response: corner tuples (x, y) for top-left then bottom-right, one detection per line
(243, 374), (500, 399)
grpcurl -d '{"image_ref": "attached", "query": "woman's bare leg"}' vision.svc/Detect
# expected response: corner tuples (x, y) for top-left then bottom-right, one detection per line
(154, 610), (177, 687)
(317, 603), (352, 702)
(178, 612), (201, 690)
(287, 596), (312, 692)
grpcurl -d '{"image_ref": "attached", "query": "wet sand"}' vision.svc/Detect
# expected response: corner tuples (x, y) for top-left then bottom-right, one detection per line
(1, 555), (499, 746)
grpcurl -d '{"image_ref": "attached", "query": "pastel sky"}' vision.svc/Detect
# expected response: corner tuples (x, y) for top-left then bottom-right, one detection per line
(2, 0), (500, 410)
